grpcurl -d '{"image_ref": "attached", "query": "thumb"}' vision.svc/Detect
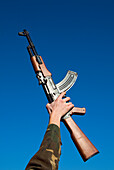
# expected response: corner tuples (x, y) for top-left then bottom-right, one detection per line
(46, 103), (52, 115)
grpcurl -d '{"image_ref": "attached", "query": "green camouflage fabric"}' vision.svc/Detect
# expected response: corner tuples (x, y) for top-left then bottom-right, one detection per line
(25, 124), (61, 170)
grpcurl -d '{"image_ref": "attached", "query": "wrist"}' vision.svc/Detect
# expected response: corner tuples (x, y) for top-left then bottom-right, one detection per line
(49, 112), (61, 128)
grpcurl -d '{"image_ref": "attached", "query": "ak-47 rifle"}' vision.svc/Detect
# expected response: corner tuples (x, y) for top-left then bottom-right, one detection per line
(18, 29), (99, 162)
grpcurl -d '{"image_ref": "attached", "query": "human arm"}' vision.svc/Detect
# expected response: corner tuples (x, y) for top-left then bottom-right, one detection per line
(25, 92), (74, 170)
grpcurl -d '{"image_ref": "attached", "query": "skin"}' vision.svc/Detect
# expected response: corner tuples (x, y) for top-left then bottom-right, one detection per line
(46, 92), (74, 128)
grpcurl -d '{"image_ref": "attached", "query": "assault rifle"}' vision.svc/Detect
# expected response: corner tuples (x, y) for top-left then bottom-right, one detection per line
(18, 30), (99, 162)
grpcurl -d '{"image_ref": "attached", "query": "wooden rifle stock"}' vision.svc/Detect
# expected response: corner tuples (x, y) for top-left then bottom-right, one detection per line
(63, 117), (99, 162)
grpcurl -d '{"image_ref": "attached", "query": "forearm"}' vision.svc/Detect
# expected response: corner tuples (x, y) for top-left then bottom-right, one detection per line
(25, 92), (73, 170)
(25, 124), (61, 170)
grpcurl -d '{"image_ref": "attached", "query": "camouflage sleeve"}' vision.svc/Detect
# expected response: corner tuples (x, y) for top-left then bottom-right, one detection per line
(25, 124), (61, 170)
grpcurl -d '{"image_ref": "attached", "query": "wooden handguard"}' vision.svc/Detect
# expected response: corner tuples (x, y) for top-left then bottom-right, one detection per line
(63, 117), (99, 162)
(31, 55), (51, 76)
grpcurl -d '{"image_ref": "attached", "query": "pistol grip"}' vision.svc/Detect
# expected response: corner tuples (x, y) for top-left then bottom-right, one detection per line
(62, 107), (86, 120)
(71, 107), (86, 116)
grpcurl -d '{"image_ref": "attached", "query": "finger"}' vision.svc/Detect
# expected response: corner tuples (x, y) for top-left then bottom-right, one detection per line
(46, 103), (50, 109)
(63, 97), (70, 102)
(58, 91), (66, 99)
(48, 108), (52, 114)
(66, 102), (74, 107)
(66, 102), (72, 105)
(46, 103), (52, 114)
(67, 103), (74, 110)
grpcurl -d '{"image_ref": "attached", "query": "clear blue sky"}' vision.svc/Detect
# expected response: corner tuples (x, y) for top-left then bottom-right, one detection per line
(0, 0), (114, 169)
